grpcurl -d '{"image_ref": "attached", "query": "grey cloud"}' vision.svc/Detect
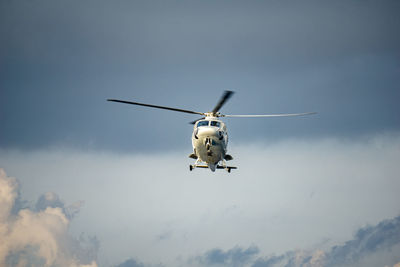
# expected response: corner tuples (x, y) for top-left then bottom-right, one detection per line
(35, 192), (65, 211)
(72, 234), (101, 266)
(252, 250), (325, 267)
(195, 245), (260, 266)
(252, 254), (287, 267)
(157, 230), (173, 241)
(6, 247), (47, 267)
(36, 191), (84, 220)
(325, 216), (400, 267)
(115, 258), (145, 267)
(192, 216), (400, 267)
(114, 257), (166, 267)
(9, 180), (28, 216)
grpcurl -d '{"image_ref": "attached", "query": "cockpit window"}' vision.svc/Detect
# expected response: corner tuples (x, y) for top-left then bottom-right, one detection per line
(210, 121), (221, 127)
(197, 121), (209, 127)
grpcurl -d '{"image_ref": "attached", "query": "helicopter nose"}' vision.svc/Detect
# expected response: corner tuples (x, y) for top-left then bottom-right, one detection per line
(196, 127), (218, 137)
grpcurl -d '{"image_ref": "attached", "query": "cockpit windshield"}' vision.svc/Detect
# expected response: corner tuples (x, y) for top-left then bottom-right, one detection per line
(210, 121), (221, 127)
(197, 120), (221, 127)
(197, 121), (209, 127)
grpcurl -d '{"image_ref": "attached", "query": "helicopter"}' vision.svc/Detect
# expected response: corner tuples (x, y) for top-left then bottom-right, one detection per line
(108, 91), (315, 172)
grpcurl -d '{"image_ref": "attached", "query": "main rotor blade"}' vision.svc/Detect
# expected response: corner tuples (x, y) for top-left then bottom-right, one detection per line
(223, 112), (317, 117)
(107, 99), (205, 116)
(212, 90), (234, 113)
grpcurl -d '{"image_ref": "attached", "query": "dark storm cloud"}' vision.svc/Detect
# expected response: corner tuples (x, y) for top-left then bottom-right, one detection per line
(1, 0), (400, 151)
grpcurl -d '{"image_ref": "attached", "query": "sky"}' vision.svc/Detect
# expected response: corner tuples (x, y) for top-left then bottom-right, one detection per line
(1, 0), (400, 266)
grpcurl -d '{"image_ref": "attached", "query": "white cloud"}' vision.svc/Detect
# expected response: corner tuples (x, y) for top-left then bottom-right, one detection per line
(0, 169), (17, 219)
(0, 169), (98, 267)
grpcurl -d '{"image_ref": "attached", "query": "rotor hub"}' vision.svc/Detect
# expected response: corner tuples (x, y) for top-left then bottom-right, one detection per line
(204, 112), (222, 118)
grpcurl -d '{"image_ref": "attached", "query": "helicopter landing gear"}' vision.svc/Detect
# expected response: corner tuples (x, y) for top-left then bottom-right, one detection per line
(219, 159), (237, 173)
(189, 161), (237, 172)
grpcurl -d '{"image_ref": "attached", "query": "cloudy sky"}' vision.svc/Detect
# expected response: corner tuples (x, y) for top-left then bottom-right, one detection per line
(1, 0), (400, 266)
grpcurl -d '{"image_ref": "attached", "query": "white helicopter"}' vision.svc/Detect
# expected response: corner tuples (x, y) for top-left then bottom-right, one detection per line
(108, 91), (315, 172)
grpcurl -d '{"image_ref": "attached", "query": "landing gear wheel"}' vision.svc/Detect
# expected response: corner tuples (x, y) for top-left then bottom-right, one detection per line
(189, 165), (193, 171)
(228, 168), (231, 173)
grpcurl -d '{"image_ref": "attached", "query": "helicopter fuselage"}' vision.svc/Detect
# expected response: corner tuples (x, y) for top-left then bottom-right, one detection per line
(191, 117), (229, 172)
